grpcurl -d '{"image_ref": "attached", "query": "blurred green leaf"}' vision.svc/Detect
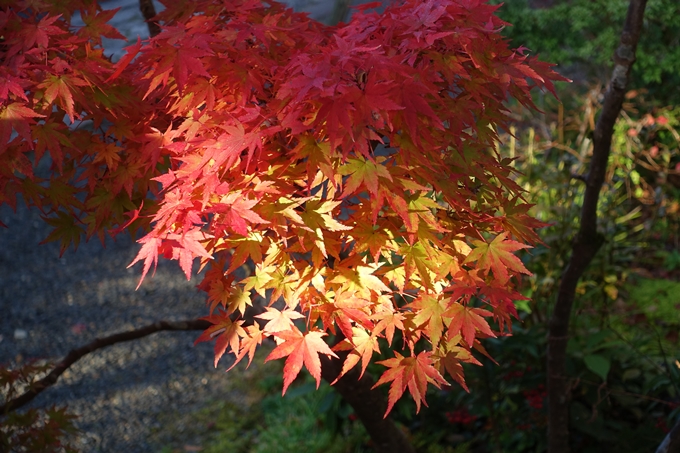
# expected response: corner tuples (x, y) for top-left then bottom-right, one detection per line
(584, 354), (611, 381)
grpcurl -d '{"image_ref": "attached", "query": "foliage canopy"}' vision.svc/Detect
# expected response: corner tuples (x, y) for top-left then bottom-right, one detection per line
(0, 0), (565, 415)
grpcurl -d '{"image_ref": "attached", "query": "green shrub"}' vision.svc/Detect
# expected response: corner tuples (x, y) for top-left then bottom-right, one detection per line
(491, 0), (680, 104)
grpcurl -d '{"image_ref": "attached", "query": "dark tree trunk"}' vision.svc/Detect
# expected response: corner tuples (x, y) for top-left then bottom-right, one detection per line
(330, 0), (352, 25)
(321, 352), (417, 453)
(139, 0), (161, 38)
(546, 1), (648, 452)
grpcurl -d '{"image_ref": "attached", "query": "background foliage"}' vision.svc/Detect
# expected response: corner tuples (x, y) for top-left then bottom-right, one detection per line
(489, 0), (680, 104)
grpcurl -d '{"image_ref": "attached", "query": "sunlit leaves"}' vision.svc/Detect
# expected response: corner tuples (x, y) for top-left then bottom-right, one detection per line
(332, 326), (380, 381)
(0, 0), (565, 417)
(445, 303), (496, 347)
(194, 314), (246, 367)
(374, 351), (448, 416)
(265, 328), (338, 393)
(256, 307), (305, 335)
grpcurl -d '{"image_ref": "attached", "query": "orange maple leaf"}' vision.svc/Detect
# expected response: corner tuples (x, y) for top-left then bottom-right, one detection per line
(410, 294), (446, 346)
(228, 324), (265, 370)
(445, 303), (496, 347)
(374, 351), (448, 416)
(332, 327), (380, 381)
(194, 314), (246, 367)
(266, 328), (338, 393)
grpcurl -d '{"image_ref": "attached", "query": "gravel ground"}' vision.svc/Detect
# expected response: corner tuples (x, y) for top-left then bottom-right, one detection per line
(0, 201), (250, 452)
(0, 2), (390, 451)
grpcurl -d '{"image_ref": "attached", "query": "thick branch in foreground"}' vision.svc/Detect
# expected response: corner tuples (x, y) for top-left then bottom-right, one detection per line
(139, 0), (161, 38)
(1, 314), (416, 453)
(546, 1), (648, 453)
(320, 352), (416, 453)
(656, 418), (680, 453)
(0, 319), (210, 415)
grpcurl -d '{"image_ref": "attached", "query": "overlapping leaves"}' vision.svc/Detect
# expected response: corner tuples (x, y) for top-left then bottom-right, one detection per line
(1, 0), (565, 414)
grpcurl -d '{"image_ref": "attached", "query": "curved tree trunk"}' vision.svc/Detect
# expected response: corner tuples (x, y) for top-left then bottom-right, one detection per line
(546, 1), (648, 452)
(139, 0), (161, 38)
(321, 352), (416, 453)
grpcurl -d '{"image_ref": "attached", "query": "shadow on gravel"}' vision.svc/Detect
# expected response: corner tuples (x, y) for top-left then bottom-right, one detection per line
(0, 202), (243, 453)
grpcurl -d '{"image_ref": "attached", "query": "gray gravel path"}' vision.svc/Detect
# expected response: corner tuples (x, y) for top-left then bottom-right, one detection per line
(0, 2), (390, 451)
(0, 201), (245, 452)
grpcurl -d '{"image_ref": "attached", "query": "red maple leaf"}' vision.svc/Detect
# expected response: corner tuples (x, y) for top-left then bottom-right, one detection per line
(0, 102), (44, 147)
(78, 6), (126, 44)
(210, 192), (269, 236)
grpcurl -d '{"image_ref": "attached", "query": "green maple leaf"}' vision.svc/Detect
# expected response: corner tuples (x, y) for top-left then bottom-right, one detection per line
(225, 287), (252, 316)
(339, 157), (392, 197)
(40, 211), (83, 256)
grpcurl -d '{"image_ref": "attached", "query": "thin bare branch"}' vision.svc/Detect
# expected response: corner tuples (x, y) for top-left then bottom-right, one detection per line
(0, 319), (210, 415)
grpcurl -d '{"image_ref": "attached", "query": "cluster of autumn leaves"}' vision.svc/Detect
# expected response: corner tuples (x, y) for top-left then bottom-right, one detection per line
(0, 0), (565, 413)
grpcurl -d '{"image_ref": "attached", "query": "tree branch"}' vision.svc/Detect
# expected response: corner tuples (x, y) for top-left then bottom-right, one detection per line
(330, 0), (352, 25)
(0, 314), (416, 453)
(546, 1), (648, 453)
(139, 0), (161, 38)
(0, 319), (210, 415)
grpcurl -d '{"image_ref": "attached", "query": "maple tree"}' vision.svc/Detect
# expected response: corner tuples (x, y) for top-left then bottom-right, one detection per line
(0, 0), (567, 441)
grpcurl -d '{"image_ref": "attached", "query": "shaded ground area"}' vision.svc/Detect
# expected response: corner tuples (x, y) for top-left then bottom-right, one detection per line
(0, 202), (246, 452)
(0, 1), (390, 451)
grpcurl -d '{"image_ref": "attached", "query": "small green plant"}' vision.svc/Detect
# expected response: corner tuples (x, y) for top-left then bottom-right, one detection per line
(254, 383), (370, 453)
(155, 353), (370, 453)
(656, 250), (680, 271)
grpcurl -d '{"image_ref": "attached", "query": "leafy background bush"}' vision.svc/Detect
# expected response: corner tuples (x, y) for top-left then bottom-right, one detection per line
(489, 0), (680, 104)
